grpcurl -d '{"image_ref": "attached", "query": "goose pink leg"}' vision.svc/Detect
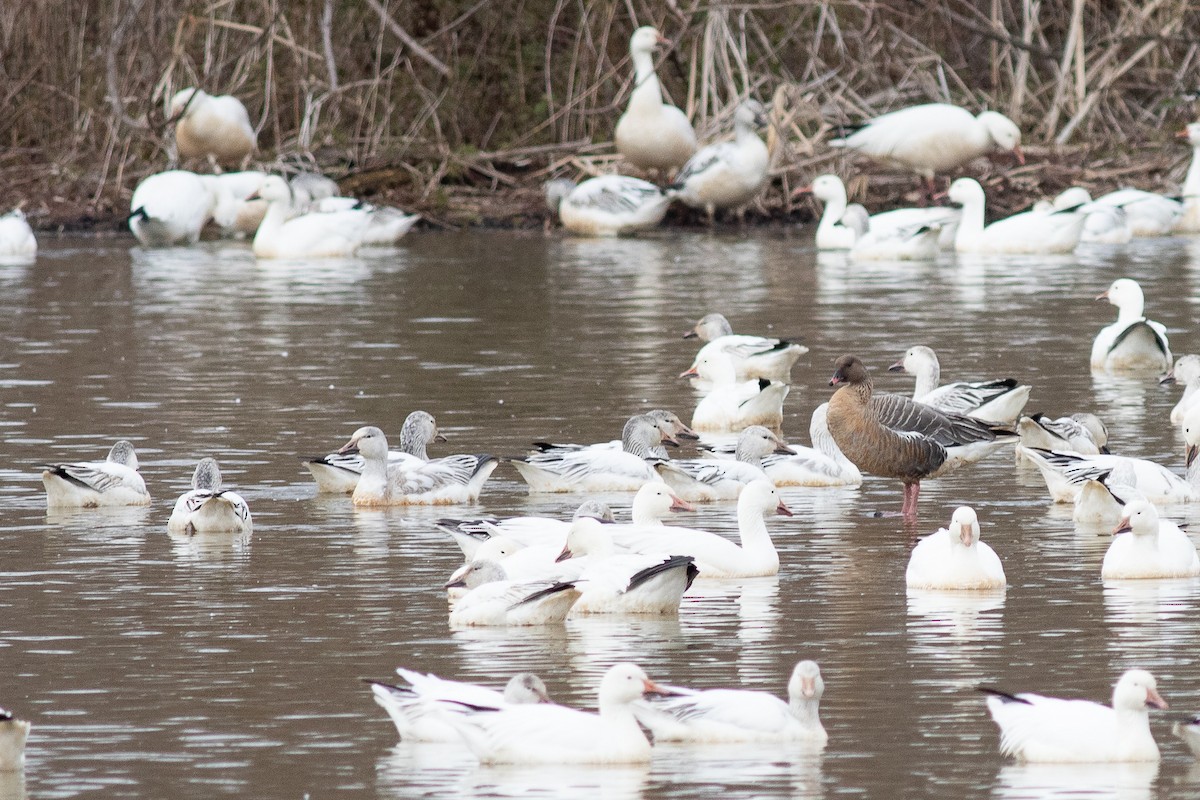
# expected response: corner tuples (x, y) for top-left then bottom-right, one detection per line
(901, 482), (921, 518)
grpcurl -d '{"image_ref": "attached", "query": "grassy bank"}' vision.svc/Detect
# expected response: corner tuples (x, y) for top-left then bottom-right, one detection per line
(3, 0), (1197, 231)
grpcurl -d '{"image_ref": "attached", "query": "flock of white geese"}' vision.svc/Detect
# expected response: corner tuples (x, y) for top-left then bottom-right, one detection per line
(8, 20), (1200, 776)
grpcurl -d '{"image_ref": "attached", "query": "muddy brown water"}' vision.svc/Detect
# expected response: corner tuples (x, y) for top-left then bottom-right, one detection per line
(4, 231), (1200, 798)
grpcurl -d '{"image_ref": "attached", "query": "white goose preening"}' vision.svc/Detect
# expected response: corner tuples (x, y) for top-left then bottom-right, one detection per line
(304, 410), (444, 494)
(128, 170), (222, 247)
(1175, 122), (1200, 234)
(607, 479), (791, 578)
(982, 669), (1167, 763)
(0, 707), (30, 772)
(634, 660), (827, 744)
(1162, 354), (1200, 425)
(41, 439), (150, 509)
(249, 175), (374, 258)
(681, 349), (789, 433)
(888, 345), (1031, 423)
(0, 209), (36, 261)
(948, 177), (1084, 254)
(905, 506), (1006, 590)
(654, 425), (790, 502)
(441, 662), (669, 764)
(169, 87), (256, 167)
(445, 560), (580, 627)
(511, 413), (678, 492)
(1101, 501), (1200, 580)
(614, 27), (697, 174)
(1091, 278), (1171, 372)
(671, 100), (771, 222)
(367, 669), (551, 743)
(1015, 413), (1108, 457)
(829, 103), (1023, 190)
(544, 175), (671, 236)
(166, 457), (252, 535)
(339, 425), (497, 506)
(683, 312), (808, 385)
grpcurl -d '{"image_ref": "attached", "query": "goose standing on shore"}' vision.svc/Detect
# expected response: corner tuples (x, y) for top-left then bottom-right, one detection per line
(889, 345), (1031, 422)
(906, 506), (1006, 590)
(167, 458), (252, 534)
(829, 104), (1023, 193)
(169, 87), (256, 167)
(948, 177), (1084, 254)
(614, 27), (696, 175)
(982, 669), (1167, 762)
(544, 175), (671, 236)
(304, 410), (445, 493)
(826, 355), (1011, 518)
(1162, 354), (1200, 425)
(1091, 278), (1171, 372)
(41, 440), (150, 509)
(339, 426), (497, 505)
(0, 209), (36, 261)
(671, 100), (771, 222)
(683, 312), (808, 385)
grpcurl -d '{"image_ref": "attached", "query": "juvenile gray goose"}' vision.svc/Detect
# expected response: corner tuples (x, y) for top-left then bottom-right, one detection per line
(826, 355), (1011, 517)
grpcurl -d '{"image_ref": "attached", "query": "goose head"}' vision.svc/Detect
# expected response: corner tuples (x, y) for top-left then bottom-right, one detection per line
(947, 177), (985, 207)
(339, 425), (390, 461)
(735, 99), (769, 133)
(573, 499), (615, 522)
(645, 409), (699, 441)
(399, 410), (445, 457)
(622, 414), (675, 454)
(504, 673), (552, 704)
(1053, 187), (1094, 210)
(741, 478), (792, 517)
(169, 87), (205, 119)
(1112, 669), (1168, 712)
(444, 559), (506, 590)
(977, 110), (1023, 162)
(107, 440), (139, 469)
(1072, 412), (1109, 451)
(684, 312), (733, 341)
(250, 175), (295, 208)
(888, 345), (939, 378)
(808, 174), (848, 206)
(1161, 354), (1200, 387)
(1097, 278), (1145, 317)
(787, 660), (825, 705)
(544, 178), (577, 213)
(680, 349), (739, 383)
(598, 662), (667, 708)
(1112, 500), (1161, 538)
(557, 516), (615, 561)
(829, 354), (869, 387)
(631, 482), (695, 521)
(735, 426), (792, 461)
(949, 506), (980, 548)
(629, 26), (667, 57)
(473, 536), (524, 563)
(191, 457), (223, 492)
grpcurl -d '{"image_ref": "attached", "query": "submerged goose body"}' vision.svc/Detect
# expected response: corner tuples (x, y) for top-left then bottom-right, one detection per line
(433, 499), (619, 560)
(305, 410), (443, 493)
(545, 175), (670, 236)
(512, 414), (677, 492)
(982, 669), (1167, 763)
(949, 177), (1083, 254)
(1101, 501), (1200, 579)
(441, 663), (667, 764)
(830, 103), (1023, 181)
(655, 426), (789, 501)
(1162, 354), (1200, 425)
(0, 209), (37, 260)
(672, 100), (770, 219)
(41, 440), (150, 508)
(167, 458), (252, 534)
(614, 27), (696, 174)
(906, 506), (1006, 590)
(128, 170), (220, 246)
(303, 195), (420, 244)
(889, 345), (1031, 422)
(1091, 278), (1171, 372)
(170, 87), (256, 166)
(683, 313), (808, 385)
(368, 669), (551, 742)
(341, 426), (497, 506)
(636, 661), (827, 744)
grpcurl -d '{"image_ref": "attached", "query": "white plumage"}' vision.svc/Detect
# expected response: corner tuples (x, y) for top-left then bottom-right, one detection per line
(445, 560), (580, 627)
(167, 457), (252, 534)
(0, 209), (37, 261)
(682, 349), (789, 433)
(170, 87), (256, 166)
(304, 410), (443, 493)
(128, 170), (221, 247)
(250, 175), (372, 258)
(1163, 355), (1200, 425)
(545, 175), (671, 236)
(0, 708), (30, 772)
(889, 345), (1031, 423)
(41, 440), (150, 509)
(906, 506), (1006, 590)
(340, 425), (497, 506)
(1101, 501), (1200, 580)
(671, 100), (771, 220)
(948, 177), (1083, 254)
(1091, 278), (1171, 372)
(510, 414), (674, 492)
(654, 425), (788, 502)
(683, 312), (808, 385)
(614, 27), (696, 173)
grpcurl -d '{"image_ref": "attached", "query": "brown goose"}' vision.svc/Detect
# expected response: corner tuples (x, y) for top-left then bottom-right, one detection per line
(826, 355), (1011, 517)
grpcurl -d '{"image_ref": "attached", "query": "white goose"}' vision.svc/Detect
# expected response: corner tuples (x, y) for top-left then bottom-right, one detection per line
(982, 669), (1167, 763)
(1090, 189), (1182, 237)
(1072, 470), (1145, 526)
(169, 87), (256, 166)
(905, 506), (1006, 590)
(829, 103), (1023, 188)
(1049, 187), (1132, 244)
(128, 170), (221, 246)
(848, 221), (943, 262)
(208, 171), (268, 237)
(41, 440), (150, 509)
(167, 458), (252, 534)
(634, 660), (827, 744)
(1162, 355), (1200, 425)
(433, 498), (621, 560)
(655, 426), (789, 502)
(0, 209), (36, 261)
(299, 194), (419, 245)
(614, 27), (696, 174)
(607, 479), (791, 578)
(368, 669), (551, 742)
(511, 414), (674, 492)
(444, 561), (580, 627)
(304, 410), (444, 493)
(544, 175), (671, 236)
(1101, 501), (1200, 580)
(1174, 714), (1200, 758)
(0, 708), (30, 772)
(441, 662), (668, 764)
(805, 174), (958, 253)
(1015, 413), (1108, 457)
(671, 100), (771, 221)
(340, 426), (497, 506)
(889, 345), (1031, 423)
(250, 175), (373, 258)
(683, 312), (808, 385)
(948, 177), (1084, 254)
(1175, 122), (1200, 234)
(681, 349), (789, 433)
(1091, 278), (1171, 372)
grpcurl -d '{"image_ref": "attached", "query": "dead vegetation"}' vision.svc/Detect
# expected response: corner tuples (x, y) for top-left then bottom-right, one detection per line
(1, 0), (1197, 230)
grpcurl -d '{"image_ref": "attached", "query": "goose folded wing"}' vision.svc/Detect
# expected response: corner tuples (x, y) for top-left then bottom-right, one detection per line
(870, 392), (1003, 446)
